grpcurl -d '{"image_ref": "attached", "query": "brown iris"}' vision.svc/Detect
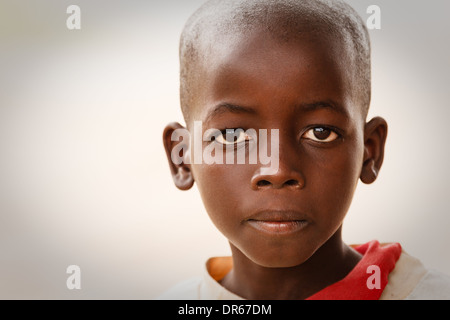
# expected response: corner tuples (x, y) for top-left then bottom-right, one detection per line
(313, 127), (331, 140)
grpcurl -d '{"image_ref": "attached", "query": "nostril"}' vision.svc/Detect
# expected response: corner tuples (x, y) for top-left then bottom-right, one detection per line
(285, 179), (299, 187)
(257, 180), (271, 187)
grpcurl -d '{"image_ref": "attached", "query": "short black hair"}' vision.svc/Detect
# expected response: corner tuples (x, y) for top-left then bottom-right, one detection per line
(180, 0), (371, 122)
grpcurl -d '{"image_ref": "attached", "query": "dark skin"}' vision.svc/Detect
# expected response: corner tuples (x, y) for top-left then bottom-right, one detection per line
(163, 28), (387, 300)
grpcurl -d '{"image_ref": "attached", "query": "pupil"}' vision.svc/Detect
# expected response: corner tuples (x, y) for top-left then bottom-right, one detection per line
(225, 129), (243, 143)
(226, 136), (235, 142)
(226, 132), (236, 142)
(313, 127), (331, 140)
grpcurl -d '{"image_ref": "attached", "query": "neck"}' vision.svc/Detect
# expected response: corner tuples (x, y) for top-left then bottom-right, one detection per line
(220, 229), (362, 300)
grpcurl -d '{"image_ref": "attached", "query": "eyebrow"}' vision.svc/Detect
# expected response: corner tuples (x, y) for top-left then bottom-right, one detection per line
(204, 100), (348, 123)
(297, 100), (348, 116)
(204, 103), (256, 123)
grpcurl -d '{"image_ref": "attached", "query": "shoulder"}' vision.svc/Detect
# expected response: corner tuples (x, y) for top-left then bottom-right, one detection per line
(405, 269), (450, 300)
(381, 250), (450, 300)
(155, 277), (202, 300)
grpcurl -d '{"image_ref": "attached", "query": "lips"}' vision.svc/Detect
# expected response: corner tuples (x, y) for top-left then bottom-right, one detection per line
(244, 210), (310, 235)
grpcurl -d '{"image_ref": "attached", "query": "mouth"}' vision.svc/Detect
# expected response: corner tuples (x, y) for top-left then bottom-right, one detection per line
(244, 210), (310, 235)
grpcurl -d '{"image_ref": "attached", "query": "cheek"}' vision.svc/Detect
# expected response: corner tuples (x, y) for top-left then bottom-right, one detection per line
(191, 163), (252, 232)
(305, 142), (363, 224)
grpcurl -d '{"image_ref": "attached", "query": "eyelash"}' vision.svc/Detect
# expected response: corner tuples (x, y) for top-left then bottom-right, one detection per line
(213, 128), (252, 147)
(301, 126), (342, 143)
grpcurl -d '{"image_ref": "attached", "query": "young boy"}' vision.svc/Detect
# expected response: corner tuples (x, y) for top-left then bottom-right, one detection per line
(160, 0), (450, 299)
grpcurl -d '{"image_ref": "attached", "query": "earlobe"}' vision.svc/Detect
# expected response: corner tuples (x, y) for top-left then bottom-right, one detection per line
(163, 122), (195, 190)
(360, 117), (388, 184)
(172, 166), (195, 190)
(360, 158), (378, 184)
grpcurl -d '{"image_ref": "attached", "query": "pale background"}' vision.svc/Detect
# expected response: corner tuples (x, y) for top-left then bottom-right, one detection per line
(0, 0), (448, 299)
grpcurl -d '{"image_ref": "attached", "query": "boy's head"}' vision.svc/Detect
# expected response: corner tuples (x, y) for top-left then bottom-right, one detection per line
(163, 0), (387, 268)
(179, 0), (371, 125)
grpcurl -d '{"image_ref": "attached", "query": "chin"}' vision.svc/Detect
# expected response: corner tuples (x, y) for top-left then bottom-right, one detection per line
(242, 245), (317, 269)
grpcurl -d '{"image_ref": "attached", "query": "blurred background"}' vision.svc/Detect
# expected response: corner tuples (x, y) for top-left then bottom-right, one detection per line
(0, 0), (449, 299)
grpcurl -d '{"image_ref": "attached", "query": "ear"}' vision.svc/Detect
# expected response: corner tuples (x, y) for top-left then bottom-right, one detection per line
(162, 122), (194, 190)
(360, 117), (388, 184)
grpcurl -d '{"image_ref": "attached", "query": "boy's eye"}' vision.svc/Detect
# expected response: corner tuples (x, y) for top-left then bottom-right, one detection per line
(302, 127), (339, 143)
(215, 129), (252, 145)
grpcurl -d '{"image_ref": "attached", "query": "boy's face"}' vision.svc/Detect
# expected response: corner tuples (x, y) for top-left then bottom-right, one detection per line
(167, 29), (384, 268)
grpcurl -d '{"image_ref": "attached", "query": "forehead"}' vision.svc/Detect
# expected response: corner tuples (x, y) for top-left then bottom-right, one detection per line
(190, 28), (359, 123)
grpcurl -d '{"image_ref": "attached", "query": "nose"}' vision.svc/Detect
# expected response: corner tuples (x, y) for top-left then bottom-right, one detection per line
(250, 154), (305, 190)
(251, 167), (304, 190)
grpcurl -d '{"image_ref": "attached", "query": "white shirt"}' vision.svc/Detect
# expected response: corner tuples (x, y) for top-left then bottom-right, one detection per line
(157, 250), (450, 300)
